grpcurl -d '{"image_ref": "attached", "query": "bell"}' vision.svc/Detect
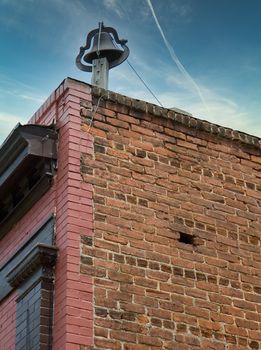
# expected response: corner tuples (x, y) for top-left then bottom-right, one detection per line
(76, 23), (129, 89)
(83, 32), (124, 64)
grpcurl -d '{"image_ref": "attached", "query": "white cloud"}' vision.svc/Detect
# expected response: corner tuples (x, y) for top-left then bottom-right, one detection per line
(145, 0), (192, 21)
(158, 88), (260, 137)
(0, 112), (28, 144)
(0, 111), (23, 124)
(0, 88), (45, 104)
(103, 0), (123, 17)
(110, 59), (261, 137)
(146, 0), (208, 113)
(17, 94), (45, 103)
(0, 0), (35, 30)
(0, 74), (46, 143)
(0, 73), (46, 103)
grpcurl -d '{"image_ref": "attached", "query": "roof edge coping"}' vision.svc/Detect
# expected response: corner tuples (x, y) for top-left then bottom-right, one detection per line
(91, 85), (261, 150)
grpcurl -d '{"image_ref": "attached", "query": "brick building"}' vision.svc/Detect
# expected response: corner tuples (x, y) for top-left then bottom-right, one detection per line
(0, 77), (261, 350)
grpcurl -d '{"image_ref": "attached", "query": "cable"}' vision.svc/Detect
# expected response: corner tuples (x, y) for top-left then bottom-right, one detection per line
(97, 21), (103, 57)
(87, 94), (104, 132)
(126, 59), (164, 108)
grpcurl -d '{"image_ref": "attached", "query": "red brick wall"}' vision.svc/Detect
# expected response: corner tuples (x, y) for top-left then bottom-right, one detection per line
(80, 89), (261, 350)
(50, 80), (94, 350)
(30, 79), (94, 350)
(0, 79), (94, 350)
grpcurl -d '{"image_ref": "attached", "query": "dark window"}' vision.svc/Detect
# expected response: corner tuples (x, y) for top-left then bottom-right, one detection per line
(16, 284), (42, 350)
(0, 218), (57, 350)
(0, 124), (57, 238)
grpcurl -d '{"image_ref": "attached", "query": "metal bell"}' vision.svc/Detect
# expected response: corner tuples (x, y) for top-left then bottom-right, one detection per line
(76, 22), (129, 89)
(83, 32), (124, 64)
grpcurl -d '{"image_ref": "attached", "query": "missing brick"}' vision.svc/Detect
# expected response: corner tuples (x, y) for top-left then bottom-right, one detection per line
(179, 232), (194, 245)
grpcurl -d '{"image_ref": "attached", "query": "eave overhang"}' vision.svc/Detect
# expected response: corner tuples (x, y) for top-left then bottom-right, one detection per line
(0, 124), (57, 238)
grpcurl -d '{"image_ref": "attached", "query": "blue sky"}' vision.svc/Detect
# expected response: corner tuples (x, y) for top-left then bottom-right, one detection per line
(1, 0), (261, 143)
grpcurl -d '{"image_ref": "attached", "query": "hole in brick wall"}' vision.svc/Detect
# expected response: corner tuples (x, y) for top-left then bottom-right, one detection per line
(179, 232), (194, 245)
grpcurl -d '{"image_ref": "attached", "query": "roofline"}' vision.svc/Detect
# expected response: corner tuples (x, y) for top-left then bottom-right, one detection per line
(91, 84), (261, 150)
(28, 77), (261, 150)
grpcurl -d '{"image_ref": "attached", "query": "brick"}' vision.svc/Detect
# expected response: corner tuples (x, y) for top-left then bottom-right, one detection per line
(94, 338), (121, 349)
(110, 330), (137, 342)
(108, 271), (133, 284)
(235, 318), (258, 330)
(233, 299), (256, 311)
(199, 319), (222, 332)
(186, 306), (209, 319)
(138, 334), (163, 347)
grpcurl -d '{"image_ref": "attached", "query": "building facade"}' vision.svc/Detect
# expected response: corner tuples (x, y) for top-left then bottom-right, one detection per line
(0, 78), (261, 350)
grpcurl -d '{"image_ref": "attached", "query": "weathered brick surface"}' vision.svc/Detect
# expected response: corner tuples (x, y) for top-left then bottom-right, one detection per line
(2, 78), (260, 350)
(0, 79), (94, 350)
(80, 89), (261, 350)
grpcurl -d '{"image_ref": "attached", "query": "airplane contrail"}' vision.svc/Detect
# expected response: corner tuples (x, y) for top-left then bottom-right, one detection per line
(146, 0), (208, 113)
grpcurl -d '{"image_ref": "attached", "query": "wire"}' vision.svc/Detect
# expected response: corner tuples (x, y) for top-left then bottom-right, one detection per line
(97, 22), (103, 57)
(87, 94), (104, 132)
(126, 59), (164, 108)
